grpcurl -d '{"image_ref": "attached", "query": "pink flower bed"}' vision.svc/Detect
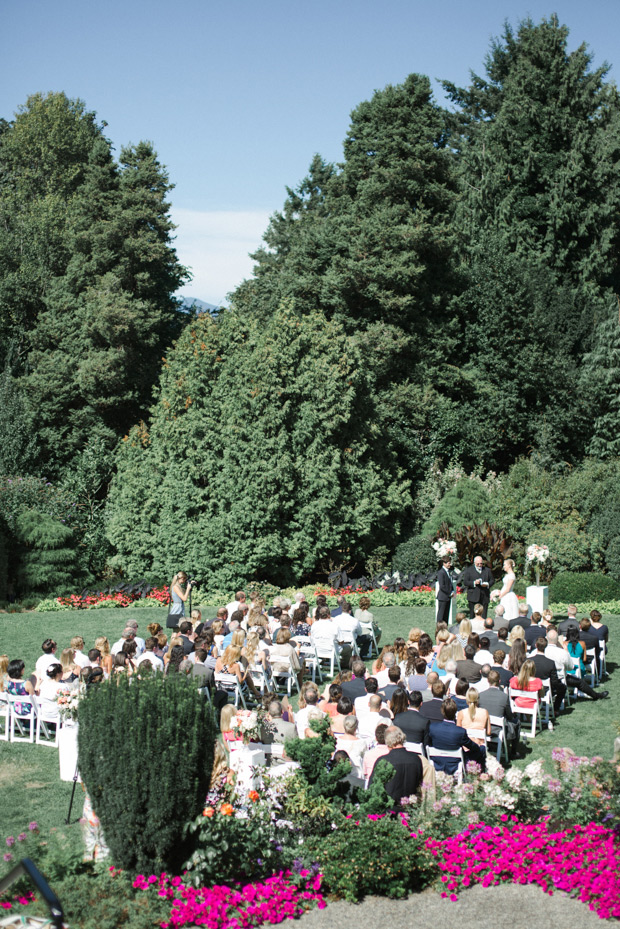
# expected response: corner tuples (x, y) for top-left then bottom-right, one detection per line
(425, 820), (620, 919)
(131, 869), (326, 928)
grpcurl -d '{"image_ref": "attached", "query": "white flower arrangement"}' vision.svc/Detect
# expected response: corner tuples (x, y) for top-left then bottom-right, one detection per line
(232, 710), (261, 743)
(526, 544), (550, 564)
(432, 538), (457, 560)
(56, 685), (84, 722)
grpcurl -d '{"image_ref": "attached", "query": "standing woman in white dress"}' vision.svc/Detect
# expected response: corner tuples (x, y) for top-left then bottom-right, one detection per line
(496, 559), (520, 620)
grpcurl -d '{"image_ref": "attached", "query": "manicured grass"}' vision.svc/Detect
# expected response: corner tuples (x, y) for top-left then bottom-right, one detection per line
(0, 605), (618, 845)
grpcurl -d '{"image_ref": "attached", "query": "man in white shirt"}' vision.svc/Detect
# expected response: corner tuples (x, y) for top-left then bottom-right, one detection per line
(71, 636), (91, 669)
(124, 620), (146, 655)
(336, 601), (362, 649)
(35, 639), (58, 679)
(544, 629), (572, 683)
(357, 694), (392, 741)
(295, 688), (325, 738)
(226, 591), (246, 618)
(474, 637), (494, 666)
(136, 637), (164, 671)
(111, 629), (136, 655)
(375, 653), (397, 688)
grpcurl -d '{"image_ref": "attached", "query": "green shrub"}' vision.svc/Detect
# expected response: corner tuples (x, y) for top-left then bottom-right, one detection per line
(34, 598), (66, 612)
(548, 572), (620, 603)
(303, 812), (430, 901)
(392, 533), (436, 575)
(86, 600), (122, 609)
(605, 537), (620, 582)
(78, 674), (216, 874)
(15, 510), (82, 595)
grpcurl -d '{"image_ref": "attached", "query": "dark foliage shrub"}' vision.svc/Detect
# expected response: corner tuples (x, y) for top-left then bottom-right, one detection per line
(548, 571), (620, 603)
(392, 534), (437, 575)
(304, 810), (430, 901)
(78, 674), (216, 873)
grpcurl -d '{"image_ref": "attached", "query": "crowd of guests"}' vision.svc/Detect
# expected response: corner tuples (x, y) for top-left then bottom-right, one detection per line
(0, 580), (610, 807)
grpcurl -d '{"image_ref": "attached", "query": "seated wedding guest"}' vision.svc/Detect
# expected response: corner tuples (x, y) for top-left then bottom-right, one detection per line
(481, 617), (499, 652)
(0, 655), (8, 692)
(271, 628), (303, 687)
(375, 652), (398, 688)
(336, 601), (363, 652)
(558, 605), (580, 636)
(111, 628), (136, 656)
(146, 621), (163, 639)
(178, 621), (195, 655)
(220, 704), (239, 751)
(113, 652), (131, 676)
(474, 636), (494, 666)
(70, 636), (90, 669)
(497, 627), (509, 648)
(94, 637), (113, 677)
(335, 715), (367, 777)
(379, 666), (404, 702)
(417, 634), (435, 668)
(476, 664), (492, 693)
(302, 707), (325, 739)
(401, 646), (419, 681)
(407, 628), (423, 648)
(330, 696), (355, 735)
(319, 683), (343, 718)
(122, 639), (138, 671)
(369, 726), (423, 806)
(452, 678), (469, 710)
(211, 620), (225, 649)
(579, 618), (602, 672)
(508, 638), (528, 677)
(455, 645), (482, 684)
(295, 686), (325, 738)
(456, 688), (490, 745)
(241, 631), (268, 673)
(290, 607), (311, 638)
(545, 630), (608, 700)
(456, 619), (472, 648)
(509, 659), (543, 709)
(588, 609), (608, 644)
(358, 693), (392, 740)
(491, 649), (512, 687)
(471, 603), (486, 634)
(525, 612), (548, 648)
(390, 689), (429, 745)
(354, 676), (387, 715)
(124, 620), (146, 654)
(448, 612), (467, 634)
(260, 700), (296, 760)
(354, 596), (375, 658)
(442, 659), (458, 688)
(136, 637), (164, 671)
(428, 699), (486, 774)
(531, 638), (565, 713)
(7, 659), (34, 713)
(508, 624), (526, 646)
(60, 648), (80, 685)
(155, 632), (169, 660)
(405, 658), (430, 693)
(340, 661), (369, 701)
(362, 723), (390, 781)
(166, 643), (187, 675)
(35, 639), (58, 679)
(88, 648), (102, 670)
(493, 605), (508, 630)
(371, 644), (393, 677)
(39, 663), (70, 719)
(478, 670), (520, 747)
(418, 680), (447, 720)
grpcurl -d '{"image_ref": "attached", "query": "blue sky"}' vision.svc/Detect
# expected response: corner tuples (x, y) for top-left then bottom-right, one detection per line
(2, 0), (619, 304)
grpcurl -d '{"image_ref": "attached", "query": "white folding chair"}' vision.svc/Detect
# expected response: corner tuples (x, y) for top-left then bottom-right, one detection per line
(487, 714), (509, 763)
(359, 621), (379, 658)
(35, 705), (63, 747)
(0, 693), (10, 742)
(8, 693), (37, 743)
(508, 687), (542, 739)
(426, 745), (466, 783)
(271, 656), (300, 697)
(585, 649), (599, 687)
(404, 740), (426, 757)
(215, 673), (247, 709)
(248, 663), (274, 695)
(537, 680), (556, 727)
(313, 641), (341, 678)
(293, 637), (323, 684)
(466, 728), (488, 749)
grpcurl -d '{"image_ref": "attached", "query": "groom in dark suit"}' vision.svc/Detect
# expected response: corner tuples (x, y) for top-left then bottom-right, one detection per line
(436, 556), (455, 625)
(461, 555), (494, 619)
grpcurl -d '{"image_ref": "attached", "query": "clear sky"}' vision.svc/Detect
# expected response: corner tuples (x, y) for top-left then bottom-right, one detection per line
(2, 0), (619, 304)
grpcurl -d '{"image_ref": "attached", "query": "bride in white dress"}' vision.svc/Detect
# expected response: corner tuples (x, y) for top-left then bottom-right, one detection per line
(496, 558), (520, 620)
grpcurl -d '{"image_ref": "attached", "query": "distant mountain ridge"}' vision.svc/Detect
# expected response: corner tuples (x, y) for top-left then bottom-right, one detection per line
(179, 296), (220, 314)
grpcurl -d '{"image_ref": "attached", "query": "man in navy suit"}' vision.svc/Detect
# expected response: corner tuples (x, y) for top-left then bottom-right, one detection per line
(436, 556), (456, 625)
(428, 698), (486, 774)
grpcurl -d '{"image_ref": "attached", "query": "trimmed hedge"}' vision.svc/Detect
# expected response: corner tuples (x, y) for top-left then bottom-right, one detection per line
(549, 572), (620, 604)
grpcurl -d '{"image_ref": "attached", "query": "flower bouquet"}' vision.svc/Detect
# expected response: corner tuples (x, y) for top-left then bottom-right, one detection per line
(232, 710), (261, 745)
(432, 538), (457, 561)
(526, 543), (550, 585)
(56, 685), (84, 723)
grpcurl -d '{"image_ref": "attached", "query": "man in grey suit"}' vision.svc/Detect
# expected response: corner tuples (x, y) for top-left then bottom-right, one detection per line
(260, 699), (297, 764)
(478, 670), (519, 748)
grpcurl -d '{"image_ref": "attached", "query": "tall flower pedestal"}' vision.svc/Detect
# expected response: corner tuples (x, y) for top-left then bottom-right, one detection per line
(527, 585), (549, 614)
(58, 721), (81, 783)
(435, 581), (456, 625)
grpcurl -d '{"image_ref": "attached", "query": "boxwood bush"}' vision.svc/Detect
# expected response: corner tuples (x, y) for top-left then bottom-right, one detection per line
(548, 572), (620, 604)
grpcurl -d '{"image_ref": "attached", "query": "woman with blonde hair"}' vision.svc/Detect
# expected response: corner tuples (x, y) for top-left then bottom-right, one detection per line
(456, 619), (472, 648)
(510, 659), (542, 709)
(167, 571), (193, 628)
(60, 648), (79, 685)
(0, 655), (9, 692)
(456, 688), (490, 745)
(508, 625), (526, 646)
(94, 636), (113, 677)
(407, 628), (422, 647)
(242, 631), (269, 672)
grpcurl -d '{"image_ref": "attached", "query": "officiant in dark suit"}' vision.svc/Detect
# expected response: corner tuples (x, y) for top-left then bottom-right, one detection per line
(461, 555), (494, 619)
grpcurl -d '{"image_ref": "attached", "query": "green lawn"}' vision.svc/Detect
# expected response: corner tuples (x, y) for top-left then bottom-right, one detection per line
(0, 605), (618, 845)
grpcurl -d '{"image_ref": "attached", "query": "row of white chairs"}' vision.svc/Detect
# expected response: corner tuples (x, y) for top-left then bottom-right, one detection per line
(0, 692), (64, 747)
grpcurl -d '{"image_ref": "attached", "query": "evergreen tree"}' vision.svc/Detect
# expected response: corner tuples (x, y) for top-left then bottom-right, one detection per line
(581, 300), (620, 458)
(445, 15), (620, 296)
(107, 303), (410, 587)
